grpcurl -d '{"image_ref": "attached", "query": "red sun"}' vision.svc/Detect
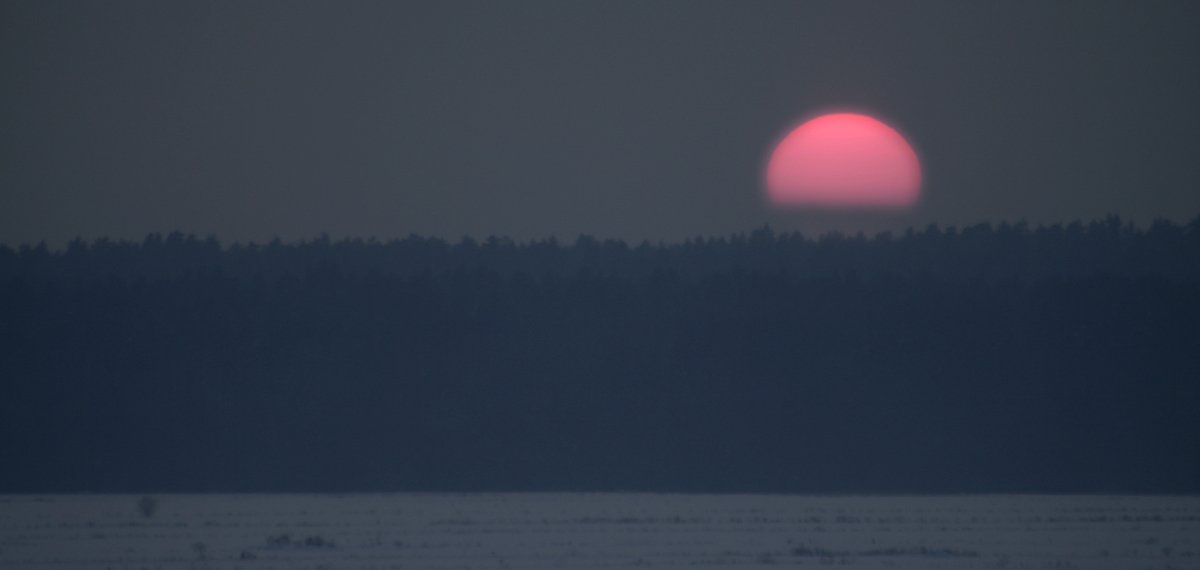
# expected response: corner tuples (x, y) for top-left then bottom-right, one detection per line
(765, 113), (921, 208)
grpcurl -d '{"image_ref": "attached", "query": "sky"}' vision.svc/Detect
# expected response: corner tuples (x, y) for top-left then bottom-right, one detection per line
(3, 0), (1199, 246)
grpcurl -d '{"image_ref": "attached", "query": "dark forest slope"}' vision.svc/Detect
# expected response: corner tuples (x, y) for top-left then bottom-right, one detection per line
(2, 216), (1199, 493)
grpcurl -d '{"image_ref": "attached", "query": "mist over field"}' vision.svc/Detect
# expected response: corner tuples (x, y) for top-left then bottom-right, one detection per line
(3, 216), (1198, 494)
(4, 493), (1199, 569)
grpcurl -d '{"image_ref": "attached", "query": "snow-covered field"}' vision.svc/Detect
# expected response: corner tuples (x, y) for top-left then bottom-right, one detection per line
(1, 493), (1197, 569)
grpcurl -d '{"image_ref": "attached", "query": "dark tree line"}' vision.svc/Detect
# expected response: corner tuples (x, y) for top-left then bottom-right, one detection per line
(2, 215), (1199, 493)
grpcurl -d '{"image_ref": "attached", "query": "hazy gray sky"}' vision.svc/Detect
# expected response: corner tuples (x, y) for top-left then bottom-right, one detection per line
(3, 0), (1199, 246)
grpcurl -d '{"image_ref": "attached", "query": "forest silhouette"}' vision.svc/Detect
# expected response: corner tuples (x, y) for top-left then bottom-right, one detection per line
(2, 215), (1198, 493)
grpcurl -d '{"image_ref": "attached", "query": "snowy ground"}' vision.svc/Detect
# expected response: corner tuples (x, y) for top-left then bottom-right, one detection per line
(1, 493), (1198, 569)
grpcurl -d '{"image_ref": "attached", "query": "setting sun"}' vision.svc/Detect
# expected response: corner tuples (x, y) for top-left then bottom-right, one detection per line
(766, 113), (921, 208)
